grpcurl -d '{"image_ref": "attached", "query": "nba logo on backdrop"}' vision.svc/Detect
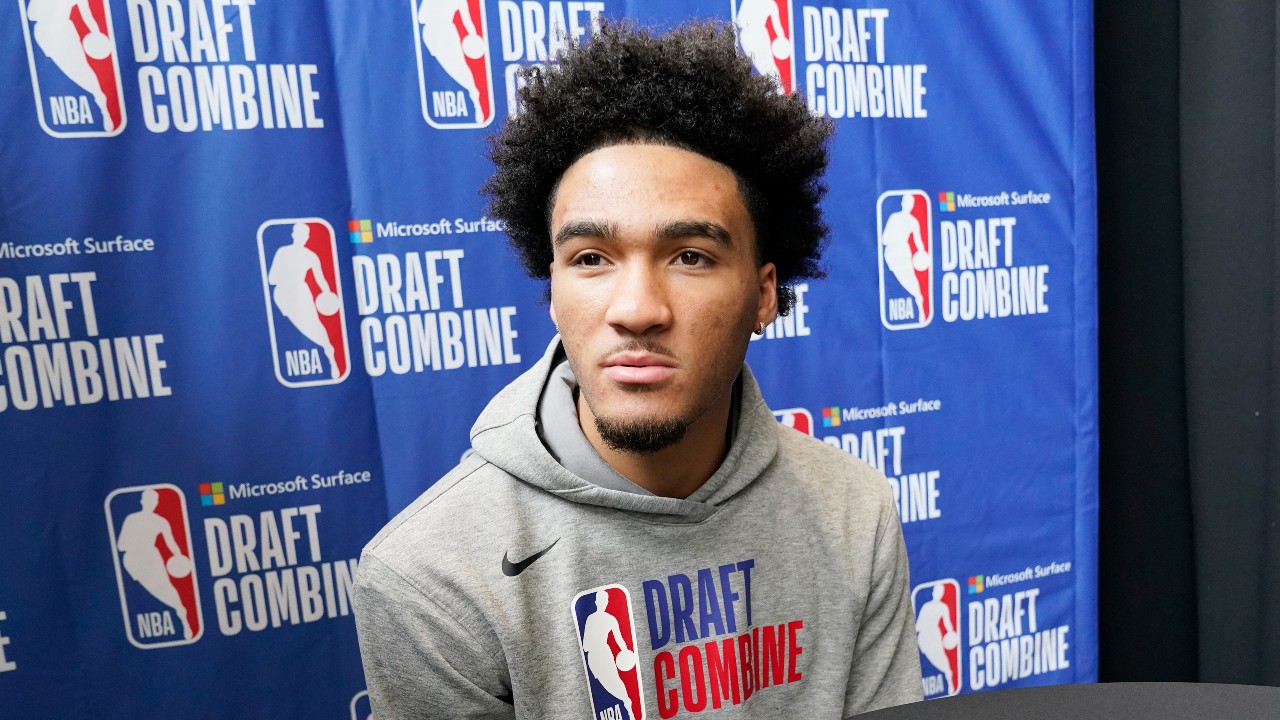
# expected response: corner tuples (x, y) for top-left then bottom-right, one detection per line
(19, 0), (126, 137)
(773, 407), (813, 436)
(732, 0), (796, 93)
(572, 585), (646, 720)
(877, 190), (934, 330)
(104, 484), (203, 649)
(257, 219), (351, 388)
(413, 0), (494, 128)
(912, 579), (961, 699)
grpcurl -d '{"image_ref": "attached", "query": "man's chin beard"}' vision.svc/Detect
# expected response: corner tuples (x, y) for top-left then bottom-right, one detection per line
(593, 415), (689, 455)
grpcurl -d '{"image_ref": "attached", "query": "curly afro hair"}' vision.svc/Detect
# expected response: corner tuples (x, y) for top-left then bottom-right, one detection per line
(482, 20), (833, 316)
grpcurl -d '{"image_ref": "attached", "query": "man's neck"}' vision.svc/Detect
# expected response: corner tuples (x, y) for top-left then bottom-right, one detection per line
(577, 390), (734, 499)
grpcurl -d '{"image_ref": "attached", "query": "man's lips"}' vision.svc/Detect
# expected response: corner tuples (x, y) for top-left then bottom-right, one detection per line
(601, 352), (677, 384)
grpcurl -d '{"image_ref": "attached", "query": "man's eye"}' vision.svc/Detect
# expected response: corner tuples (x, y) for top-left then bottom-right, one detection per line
(677, 251), (708, 266)
(574, 253), (604, 267)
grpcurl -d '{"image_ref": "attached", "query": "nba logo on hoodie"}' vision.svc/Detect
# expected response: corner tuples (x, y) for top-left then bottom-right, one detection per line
(257, 219), (351, 388)
(572, 585), (647, 720)
(732, 0), (796, 93)
(19, 0), (127, 137)
(413, 0), (495, 128)
(104, 484), (203, 649)
(912, 579), (961, 698)
(877, 190), (934, 330)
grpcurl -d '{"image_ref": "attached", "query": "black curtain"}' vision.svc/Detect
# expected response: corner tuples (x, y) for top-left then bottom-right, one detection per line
(1096, 0), (1280, 684)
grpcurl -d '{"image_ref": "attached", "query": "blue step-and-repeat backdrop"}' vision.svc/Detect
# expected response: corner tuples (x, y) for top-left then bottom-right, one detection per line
(0, 0), (1096, 716)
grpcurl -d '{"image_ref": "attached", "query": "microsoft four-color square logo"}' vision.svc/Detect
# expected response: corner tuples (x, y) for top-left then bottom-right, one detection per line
(348, 219), (373, 244)
(937, 192), (956, 212)
(199, 483), (225, 506)
(967, 575), (984, 594)
(821, 406), (841, 427)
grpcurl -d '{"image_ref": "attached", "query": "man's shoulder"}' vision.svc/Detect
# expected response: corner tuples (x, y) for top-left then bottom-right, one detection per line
(360, 452), (524, 569)
(773, 422), (883, 478)
(770, 422), (896, 506)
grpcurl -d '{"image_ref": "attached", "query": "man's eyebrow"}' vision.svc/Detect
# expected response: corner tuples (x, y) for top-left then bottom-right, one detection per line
(553, 219), (617, 247)
(656, 220), (733, 248)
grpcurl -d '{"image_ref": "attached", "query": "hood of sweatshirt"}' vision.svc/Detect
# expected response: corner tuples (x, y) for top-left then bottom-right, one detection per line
(469, 337), (780, 523)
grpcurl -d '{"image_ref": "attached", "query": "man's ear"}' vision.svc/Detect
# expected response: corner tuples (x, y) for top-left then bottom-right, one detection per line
(548, 268), (559, 326)
(757, 262), (778, 326)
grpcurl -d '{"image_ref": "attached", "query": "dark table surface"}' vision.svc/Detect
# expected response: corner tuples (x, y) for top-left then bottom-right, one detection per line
(858, 683), (1280, 719)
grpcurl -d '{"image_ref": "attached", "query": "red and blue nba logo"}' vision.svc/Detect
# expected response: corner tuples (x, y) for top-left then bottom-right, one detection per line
(104, 484), (203, 649)
(572, 585), (647, 720)
(877, 190), (934, 330)
(413, 0), (495, 128)
(772, 407), (813, 436)
(732, 0), (796, 93)
(19, 0), (126, 137)
(257, 218), (351, 388)
(912, 579), (961, 699)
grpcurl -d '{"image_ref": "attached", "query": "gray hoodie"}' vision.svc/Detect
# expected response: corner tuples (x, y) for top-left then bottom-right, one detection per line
(353, 339), (922, 719)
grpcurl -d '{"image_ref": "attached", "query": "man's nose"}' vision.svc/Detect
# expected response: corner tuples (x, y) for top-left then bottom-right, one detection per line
(603, 262), (673, 334)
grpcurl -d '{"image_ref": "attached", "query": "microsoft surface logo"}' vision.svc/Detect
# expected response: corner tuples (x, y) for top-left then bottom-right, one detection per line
(967, 575), (984, 594)
(938, 192), (956, 212)
(822, 406), (841, 427)
(348, 219), (373, 244)
(199, 482), (225, 506)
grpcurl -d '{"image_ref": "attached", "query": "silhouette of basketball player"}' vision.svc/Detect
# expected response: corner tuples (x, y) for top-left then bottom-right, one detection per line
(736, 0), (786, 88)
(116, 489), (193, 639)
(419, 0), (485, 121)
(881, 195), (928, 319)
(27, 0), (114, 131)
(581, 590), (635, 719)
(268, 222), (340, 379)
(915, 585), (957, 694)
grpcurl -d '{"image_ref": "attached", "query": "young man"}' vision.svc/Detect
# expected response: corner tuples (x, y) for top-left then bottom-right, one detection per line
(353, 21), (922, 719)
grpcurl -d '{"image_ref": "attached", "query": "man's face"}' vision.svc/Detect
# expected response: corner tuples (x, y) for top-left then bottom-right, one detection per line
(548, 143), (776, 453)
